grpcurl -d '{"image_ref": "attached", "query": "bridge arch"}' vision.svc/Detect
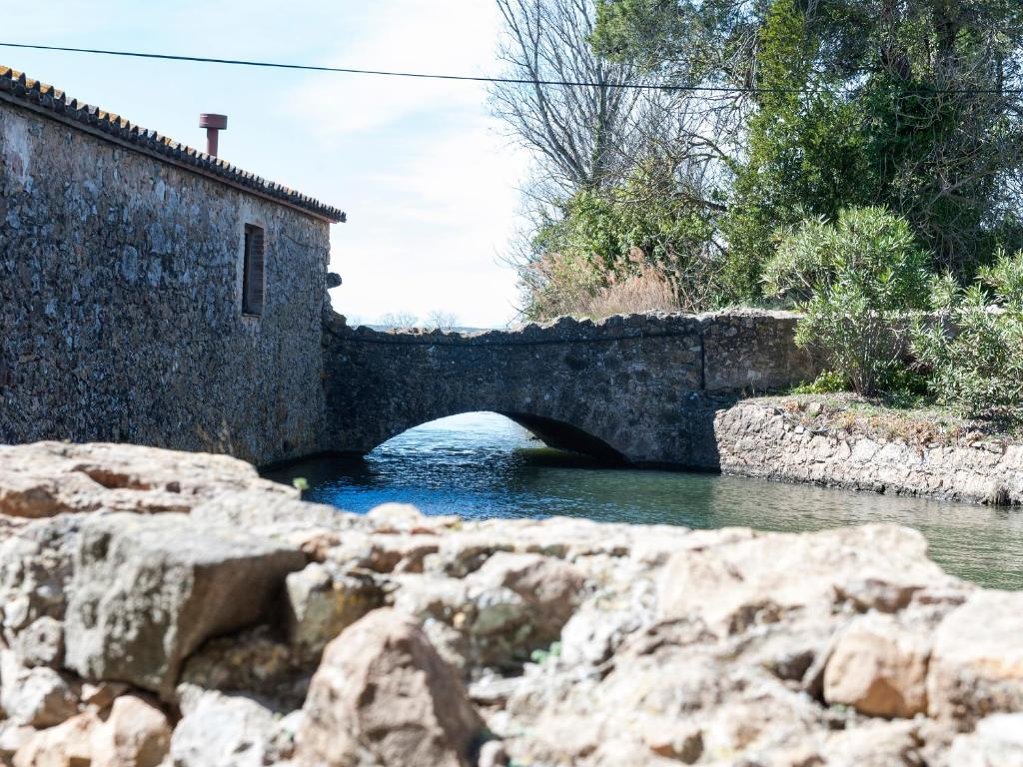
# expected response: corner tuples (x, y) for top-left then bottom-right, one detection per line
(320, 311), (817, 468)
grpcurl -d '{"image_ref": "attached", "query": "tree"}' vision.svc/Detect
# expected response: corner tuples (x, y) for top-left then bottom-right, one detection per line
(494, 0), (731, 319)
(491, 0), (646, 199)
(594, 0), (1023, 283)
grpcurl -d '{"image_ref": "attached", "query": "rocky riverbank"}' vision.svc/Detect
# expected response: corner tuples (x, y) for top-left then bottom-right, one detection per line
(1, 442), (1022, 765)
(716, 395), (1023, 506)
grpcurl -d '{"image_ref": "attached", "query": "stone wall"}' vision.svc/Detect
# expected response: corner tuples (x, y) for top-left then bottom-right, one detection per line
(323, 309), (818, 467)
(0, 99), (332, 465)
(715, 400), (1023, 505)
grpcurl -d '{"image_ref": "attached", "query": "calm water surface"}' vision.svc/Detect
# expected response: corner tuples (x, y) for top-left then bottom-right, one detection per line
(268, 413), (1023, 590)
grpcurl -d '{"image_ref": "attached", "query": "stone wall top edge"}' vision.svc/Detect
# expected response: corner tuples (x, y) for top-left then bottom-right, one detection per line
(331, 312), (706, 347)
(327, 309), (803, 347)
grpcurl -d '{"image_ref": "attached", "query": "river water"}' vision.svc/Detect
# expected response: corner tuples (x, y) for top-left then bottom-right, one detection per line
(267, 412), (1023, 590)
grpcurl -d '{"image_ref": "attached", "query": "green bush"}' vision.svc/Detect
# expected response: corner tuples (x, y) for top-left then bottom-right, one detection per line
(765, 207), (931, 395)
(792, 370), (847, 395)
(911, 250), (1023, 419)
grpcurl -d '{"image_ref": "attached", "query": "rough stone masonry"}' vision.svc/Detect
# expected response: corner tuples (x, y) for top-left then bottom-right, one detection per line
(0, 66), (344, 467)
(322, 309), (818, 467)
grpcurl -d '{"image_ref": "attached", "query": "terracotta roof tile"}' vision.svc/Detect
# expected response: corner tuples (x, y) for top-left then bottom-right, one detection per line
(0, 66), (346, 223)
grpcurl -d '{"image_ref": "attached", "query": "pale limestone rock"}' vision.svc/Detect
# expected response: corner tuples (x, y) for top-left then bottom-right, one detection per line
(824, 614), (930, 718)
(179, 625), (302, 705)
(13, 617), (63, 669)
(477, 740), (510, 767)
(928, 591), (1023, 724)
(80, 681), (130, 712)
(0, 515), (82, 644)
(465, 552), (585, 664)
(12, 711), (100, 767)
(325, 531), (441, 574)
(189, 492), (358, 546)
(388, 574), (473, 670)
(637, 717), (703, 764)
(588, 737), (686, 767)
(285, 562), (382, 661)
(366, 503), (428, 532)
(90, 695), (171, 767)
(817, 723), (929, 767)
(64, 512), (307, 698)
(559, 578), (655, 667)
(948, 713), (1023, 766)
(0, 650), (79, 727)
(0, 442), (293, 519)
(0, 722), (35, 764)
(658, 525), (952, 634)
(296, 609), (483, 767)
(170, 687), (281, 767)
(2, 441), (1021, 766)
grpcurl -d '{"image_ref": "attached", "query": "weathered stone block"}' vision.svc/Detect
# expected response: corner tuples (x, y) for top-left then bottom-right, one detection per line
(823, 615), (929, 718)
(64, 512), (307, 698)
(296, 609), (484, 767)
(927, 591), (1023, 723)
(701, 310), (818, 392)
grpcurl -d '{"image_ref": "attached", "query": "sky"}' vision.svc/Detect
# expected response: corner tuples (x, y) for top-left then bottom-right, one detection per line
(3, 1), (532, 328)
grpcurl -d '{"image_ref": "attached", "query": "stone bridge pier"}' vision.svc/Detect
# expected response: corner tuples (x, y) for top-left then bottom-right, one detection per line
(321, 310), (817, 468)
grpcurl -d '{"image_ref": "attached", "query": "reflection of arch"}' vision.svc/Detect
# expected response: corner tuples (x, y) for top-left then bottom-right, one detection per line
(363, 411), (626, 464)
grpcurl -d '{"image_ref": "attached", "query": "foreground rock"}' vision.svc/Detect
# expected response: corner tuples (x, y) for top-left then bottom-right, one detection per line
(65, 512), (307, 698)
(296, 609), (484, 767)
(0, 442), (1021, 766)
(0, 442), (293, 519)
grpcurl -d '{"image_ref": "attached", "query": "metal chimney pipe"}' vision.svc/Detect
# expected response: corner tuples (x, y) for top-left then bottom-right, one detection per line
(199, 113), (228, 157)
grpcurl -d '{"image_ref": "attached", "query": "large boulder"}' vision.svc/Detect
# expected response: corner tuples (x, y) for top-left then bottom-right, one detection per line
(11, 711), (100, 767)
(0, 442), (294, 519)
(285, 562), (383, 663)
(657, 525), (952, 634)
(948, 713), (1023, 766)
(296, 609), (484, 767)
(927, 591), (1023, 724)
(64, 513), (307, 698)
(0, 515), (82, 645)
(823, 615), (929, 718)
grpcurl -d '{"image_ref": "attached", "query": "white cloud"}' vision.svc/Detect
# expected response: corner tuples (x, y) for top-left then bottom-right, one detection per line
(290, 0), (504, 136)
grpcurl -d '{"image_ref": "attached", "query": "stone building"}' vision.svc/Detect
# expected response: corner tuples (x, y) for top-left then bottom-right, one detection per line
(0, 66), (345, 465)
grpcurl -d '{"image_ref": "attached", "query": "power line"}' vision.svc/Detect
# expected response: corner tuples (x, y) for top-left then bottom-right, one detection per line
(0, 41), (759, 92)
(0, 41), (1020, 96)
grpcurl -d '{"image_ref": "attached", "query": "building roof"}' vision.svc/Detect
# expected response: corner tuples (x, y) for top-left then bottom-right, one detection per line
(0, 66), (346, 224)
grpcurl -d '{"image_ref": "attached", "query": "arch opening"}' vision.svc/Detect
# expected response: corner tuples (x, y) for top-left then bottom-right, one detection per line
(365, 411), (626, 464)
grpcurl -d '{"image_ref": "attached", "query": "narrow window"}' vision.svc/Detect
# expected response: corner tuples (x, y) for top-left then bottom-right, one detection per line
(242, 224), (265, 316)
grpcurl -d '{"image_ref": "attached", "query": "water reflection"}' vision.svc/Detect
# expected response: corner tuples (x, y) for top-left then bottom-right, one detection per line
(267, 412), (1023, 590)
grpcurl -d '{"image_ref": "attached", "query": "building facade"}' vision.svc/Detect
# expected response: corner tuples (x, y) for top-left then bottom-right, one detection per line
(0, 67), (345, 465)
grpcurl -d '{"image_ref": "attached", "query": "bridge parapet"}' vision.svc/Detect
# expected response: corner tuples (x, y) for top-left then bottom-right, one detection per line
(321, 310), (817, 467)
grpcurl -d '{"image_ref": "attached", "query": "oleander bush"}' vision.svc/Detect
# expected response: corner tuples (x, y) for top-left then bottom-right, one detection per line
(765, 207), (931, 395)
(912, 250), (1023, 419)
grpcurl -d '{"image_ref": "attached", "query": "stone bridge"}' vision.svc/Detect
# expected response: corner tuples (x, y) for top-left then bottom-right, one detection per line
(322, 310), (817, 468)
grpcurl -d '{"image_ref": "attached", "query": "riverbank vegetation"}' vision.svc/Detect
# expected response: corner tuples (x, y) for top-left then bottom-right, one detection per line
(494, 0), (1023, 422)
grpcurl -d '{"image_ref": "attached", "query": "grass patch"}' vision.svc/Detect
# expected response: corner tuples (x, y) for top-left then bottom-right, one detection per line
(768, 391), (1020, 448)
